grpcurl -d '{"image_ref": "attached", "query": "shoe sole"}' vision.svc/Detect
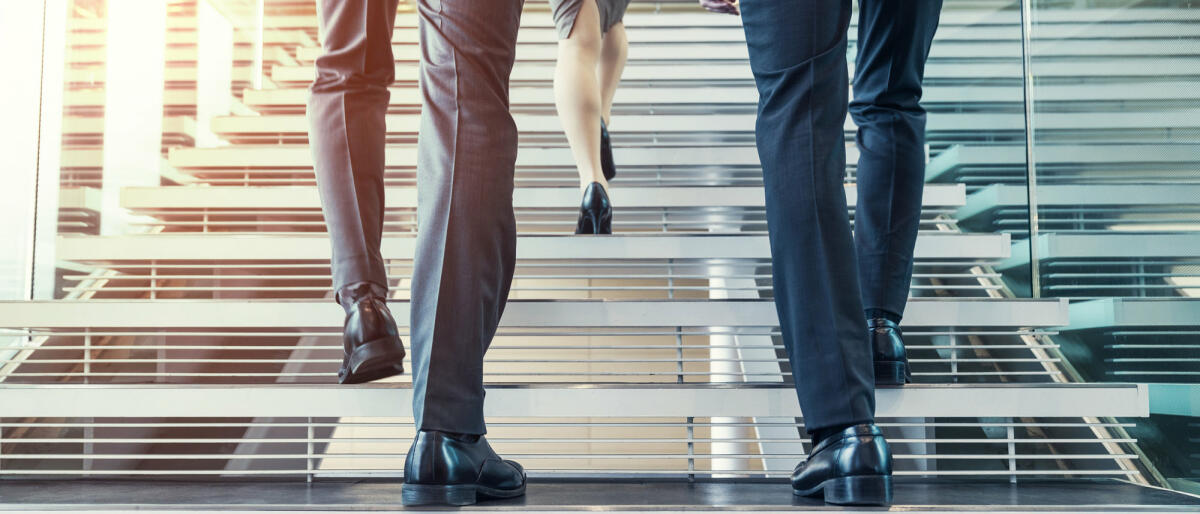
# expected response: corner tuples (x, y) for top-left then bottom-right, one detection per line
(401, 483), (526, 506)
(874, 360), (911, 386)
(794, 475), (892, 506)
(339, 336), (406, 385)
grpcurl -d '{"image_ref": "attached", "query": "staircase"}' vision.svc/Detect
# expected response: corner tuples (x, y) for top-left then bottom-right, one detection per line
(4, 0), (1200, 510)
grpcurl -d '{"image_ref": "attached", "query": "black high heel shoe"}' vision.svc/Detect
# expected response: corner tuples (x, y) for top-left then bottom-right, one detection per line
(600, 120), (617, 181)
(575, 181), (612, 235)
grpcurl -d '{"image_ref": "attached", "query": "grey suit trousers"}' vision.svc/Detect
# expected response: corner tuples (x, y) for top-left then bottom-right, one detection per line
(309, 0), (524, 435)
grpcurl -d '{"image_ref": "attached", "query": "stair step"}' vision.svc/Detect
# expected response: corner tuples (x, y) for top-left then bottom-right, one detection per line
(56, 233), (1010, 262)
(4, 479), (1197, 512)
(0, 298), (1066, 329)
(1149, 383), (1200, 416)
(292, 38), (1200, 63)
(927, 144), (1200, 184)
(62, 9), (1200, 32)
(203, 111), (1200, 139)
(268, 59), (1200, 84)
(118, 184), (965, 210)
(166, 144), (778, 169)
(381, 24), (1200, 45)
(1067, 298), (1200, 331)
(999, 233), (1200, 270)
(957, 184), (1200, 225)
(240, 82), (1199, 111)
(0, 383), (1147, 419)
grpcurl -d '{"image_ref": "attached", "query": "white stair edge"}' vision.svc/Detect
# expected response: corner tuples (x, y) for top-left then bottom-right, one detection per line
(119, 184), (966, 210)
(0, 298), (1067, 329)
(0, 383), (1149, 419)
(56, 233), (1011, 262)
(204, 111), (1200, 136)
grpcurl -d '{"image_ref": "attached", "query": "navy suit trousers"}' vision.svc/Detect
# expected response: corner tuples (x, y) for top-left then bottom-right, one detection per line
(739, 0), (941, 431)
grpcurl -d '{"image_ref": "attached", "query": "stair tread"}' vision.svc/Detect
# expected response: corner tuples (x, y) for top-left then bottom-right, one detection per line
(117, 184), (966, 209)
(0, 383), (1148, 419)
(3, 479), (1195, 511)
(57, 233), (1009, 261)
(0, 298), (1066, 329)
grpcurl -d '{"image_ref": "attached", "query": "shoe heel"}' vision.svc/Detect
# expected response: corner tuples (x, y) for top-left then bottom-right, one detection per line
(340, 337), (406, 384)
(822, 475), (892, 506)
(874, 360), (908, 385)
(401, 483), (477, 506)
(349, 337), (406, 372)
(576, 212), (608, 235)
(596, 212), (612, 235)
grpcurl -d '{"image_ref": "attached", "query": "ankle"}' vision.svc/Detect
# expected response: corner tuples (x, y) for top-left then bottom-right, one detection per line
(423, 429), (481, 443)
(865, 308), (901, 324)
(581, 178), (609, 192)
(810, 423), (858, 447)
(337, 281), (387, 312)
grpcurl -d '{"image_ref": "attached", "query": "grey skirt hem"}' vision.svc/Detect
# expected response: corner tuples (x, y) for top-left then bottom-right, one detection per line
(550, 0), (633, 40)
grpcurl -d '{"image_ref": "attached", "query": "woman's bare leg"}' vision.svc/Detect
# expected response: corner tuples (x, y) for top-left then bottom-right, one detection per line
(598, 21), (628, 126)
(554, 0), (608, 190)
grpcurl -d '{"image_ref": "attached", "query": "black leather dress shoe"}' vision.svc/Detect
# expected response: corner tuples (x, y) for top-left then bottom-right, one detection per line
(337, 293), (406, 384)
(402, 430), (527, 506)
(575, 181), (613, 235)
(600, 119), (616, 181)
(871, 318), (912, 385)
(793, 424), (892, 505)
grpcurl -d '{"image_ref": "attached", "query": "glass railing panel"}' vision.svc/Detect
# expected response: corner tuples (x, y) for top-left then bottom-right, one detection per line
(1026, 0), (1200, 491)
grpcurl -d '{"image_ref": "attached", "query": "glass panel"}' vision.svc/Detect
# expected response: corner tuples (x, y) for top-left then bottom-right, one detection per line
(1027, 0), (1200, 492)
(0, 2), (51, 377)
(50, 0), (265, 299)
(929, 0), (1034, 298)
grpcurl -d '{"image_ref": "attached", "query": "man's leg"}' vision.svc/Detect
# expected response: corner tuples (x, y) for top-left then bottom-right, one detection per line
(409, 0), (524, 436)
(309, 0), (407, 385)
(740, 0), (891, 504)
(851, 0), (943, 320)
(308, 0), (398, 301)
(402, 1), (528, 505)
(739, 0), (874, 435)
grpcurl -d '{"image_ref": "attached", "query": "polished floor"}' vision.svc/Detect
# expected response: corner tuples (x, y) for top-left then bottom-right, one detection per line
(1, 478), (1198, 512)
